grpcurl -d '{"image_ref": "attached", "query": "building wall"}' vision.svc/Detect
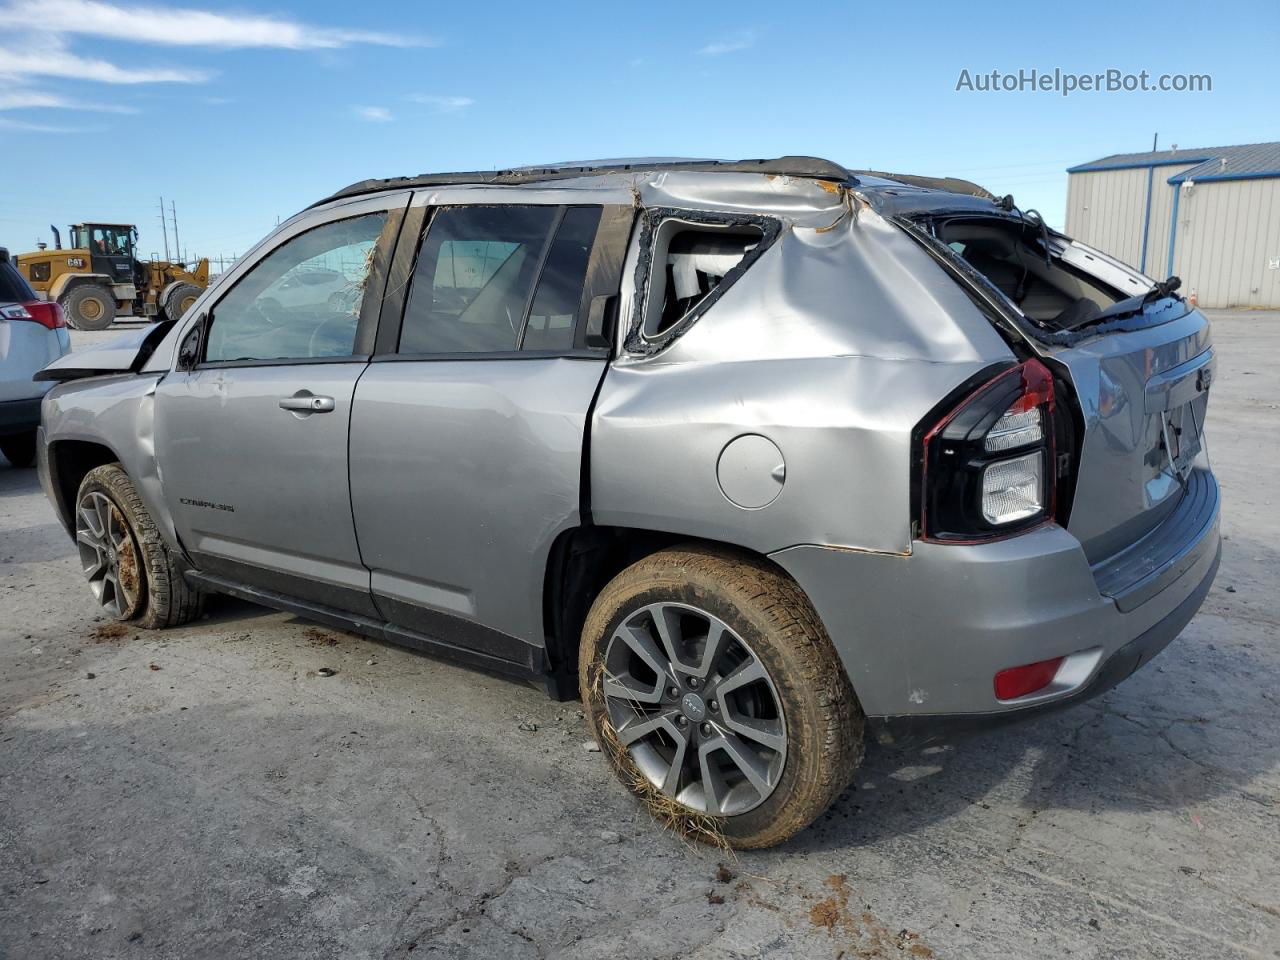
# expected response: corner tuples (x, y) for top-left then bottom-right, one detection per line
(1066, 167), (1280, 307)
(1172, 178), (1280, 308)
(1139, 165), (1200, 277)
(1065, 167), (1149, 268)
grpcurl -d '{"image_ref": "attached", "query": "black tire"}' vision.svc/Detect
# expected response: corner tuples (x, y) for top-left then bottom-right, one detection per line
(579, 545), (864, 849)
(76, 464), (204, 629)
(164, 283), (202, 321)
(60, 283), (115, 331)
(0, 430), (36, 467)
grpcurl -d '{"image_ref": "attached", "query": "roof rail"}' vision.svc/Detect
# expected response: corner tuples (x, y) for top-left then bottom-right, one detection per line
(852, 171), (996, 200)
(313, 156), (856, 207)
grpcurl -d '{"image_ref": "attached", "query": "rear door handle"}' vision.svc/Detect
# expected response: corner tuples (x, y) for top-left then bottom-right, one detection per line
(279, 394), (335, 413)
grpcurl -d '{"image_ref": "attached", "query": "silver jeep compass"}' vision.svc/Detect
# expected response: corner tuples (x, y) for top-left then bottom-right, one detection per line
(35, 157), (1220, 848)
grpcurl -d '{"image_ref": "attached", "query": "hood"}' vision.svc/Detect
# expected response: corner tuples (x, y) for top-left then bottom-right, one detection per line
(35, 321), (174, 382)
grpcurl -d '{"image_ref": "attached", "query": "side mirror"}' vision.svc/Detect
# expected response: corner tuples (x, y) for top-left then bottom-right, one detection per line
(177, 315), (206, 371)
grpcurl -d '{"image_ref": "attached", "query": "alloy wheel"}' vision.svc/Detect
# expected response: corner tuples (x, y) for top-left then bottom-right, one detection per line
(76, 491), (143, 618)
(600, 602), (787, 816)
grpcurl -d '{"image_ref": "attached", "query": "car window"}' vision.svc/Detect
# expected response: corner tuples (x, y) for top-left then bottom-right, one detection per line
(521, 207), (601, 351)
(399, 206), (560, 355)
(0, 260), (35, 303)
(204, 213), (386, 364)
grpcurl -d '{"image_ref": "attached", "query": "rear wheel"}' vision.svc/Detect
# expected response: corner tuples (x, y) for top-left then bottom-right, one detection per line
(60, 283), (115, 331)
(579, 546), (864, 849)
(75, 464), (203, 628)
(0, 431), (36, 467)
(163, 283), (202, 321)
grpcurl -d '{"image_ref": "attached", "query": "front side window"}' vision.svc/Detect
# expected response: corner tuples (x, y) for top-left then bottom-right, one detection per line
(204, 213), (386, 364)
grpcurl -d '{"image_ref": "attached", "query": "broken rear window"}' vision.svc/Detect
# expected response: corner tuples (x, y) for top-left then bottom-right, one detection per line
(625, 209), (779, 355)
(643, 220), (762, 339)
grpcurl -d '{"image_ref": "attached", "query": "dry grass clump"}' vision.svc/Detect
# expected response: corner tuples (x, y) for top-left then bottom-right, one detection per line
(586, 656), (732, 854)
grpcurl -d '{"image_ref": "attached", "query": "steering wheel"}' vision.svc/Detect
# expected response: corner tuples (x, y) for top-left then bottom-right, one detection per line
(308, 312), (352, 357)
(248, 299), (277, 326)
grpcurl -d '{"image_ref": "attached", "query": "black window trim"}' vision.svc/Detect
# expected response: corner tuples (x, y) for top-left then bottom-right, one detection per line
(374, 201), (633, 362)
(192, 201), (406, 371)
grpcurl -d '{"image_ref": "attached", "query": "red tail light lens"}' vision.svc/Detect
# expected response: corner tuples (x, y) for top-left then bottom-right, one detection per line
(1, 301), (65, 330)
(918, 359), (1057, 543)
(994, 656), (1065, 700)
(25, 301), (66, 330)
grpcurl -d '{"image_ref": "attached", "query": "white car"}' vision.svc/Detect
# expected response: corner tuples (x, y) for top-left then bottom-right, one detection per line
(1, 247), (70, 466)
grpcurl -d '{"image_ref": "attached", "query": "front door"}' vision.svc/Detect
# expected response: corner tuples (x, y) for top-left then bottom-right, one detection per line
(87, 225), (136, 288)
(349, 202), (631, 664)
(155, 201), (405, 616)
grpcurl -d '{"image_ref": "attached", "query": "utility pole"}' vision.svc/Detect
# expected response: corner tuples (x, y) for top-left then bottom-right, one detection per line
(158, 196), (170, 261)
(170, 201), (182, 265)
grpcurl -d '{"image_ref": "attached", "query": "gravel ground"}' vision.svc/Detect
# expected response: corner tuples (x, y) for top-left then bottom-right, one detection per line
(1, 311), (1277, 960)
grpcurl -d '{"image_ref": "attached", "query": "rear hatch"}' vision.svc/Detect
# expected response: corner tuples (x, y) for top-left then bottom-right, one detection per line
(908, 212), (1215, 567)
(1, 256), (49, 402)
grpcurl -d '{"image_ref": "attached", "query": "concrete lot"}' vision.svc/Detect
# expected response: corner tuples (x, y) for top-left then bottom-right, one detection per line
(1, 311), (1277, 960)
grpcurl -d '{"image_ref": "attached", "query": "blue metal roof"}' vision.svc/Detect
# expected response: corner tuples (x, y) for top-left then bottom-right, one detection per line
(1068, 141), (1280, 182)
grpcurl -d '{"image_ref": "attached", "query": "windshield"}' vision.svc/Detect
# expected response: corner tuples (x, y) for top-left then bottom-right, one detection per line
(73, 226), (133, 257)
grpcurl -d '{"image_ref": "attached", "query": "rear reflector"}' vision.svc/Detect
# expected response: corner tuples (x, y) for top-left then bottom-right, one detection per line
(994, 656), (1064, 700)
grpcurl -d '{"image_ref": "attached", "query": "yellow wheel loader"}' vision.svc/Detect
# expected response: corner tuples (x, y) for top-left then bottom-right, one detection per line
(15, 223), (209, 331)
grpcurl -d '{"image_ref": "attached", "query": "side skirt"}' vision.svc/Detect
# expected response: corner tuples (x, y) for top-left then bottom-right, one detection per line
(185, 570), (546, 683)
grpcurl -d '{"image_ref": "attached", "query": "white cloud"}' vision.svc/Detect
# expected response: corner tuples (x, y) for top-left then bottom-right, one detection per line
(0, 87), (139, 111)
(698, 30), (755, 56)
(0, 0), (436, 49)
(0, 35), (209, 83)
(407, 94), (474, 113)
(353, 105), (392, 122)
(0, 114), (93, 132)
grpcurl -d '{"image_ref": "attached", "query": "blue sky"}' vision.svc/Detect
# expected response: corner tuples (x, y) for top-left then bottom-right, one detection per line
(1, 0), (1274, 265)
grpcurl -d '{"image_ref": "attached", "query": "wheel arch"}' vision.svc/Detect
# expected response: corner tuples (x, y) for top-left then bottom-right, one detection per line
(50, 272), (115, 302)
(540, 525), (816, 699)
(46, 438), (121, 536)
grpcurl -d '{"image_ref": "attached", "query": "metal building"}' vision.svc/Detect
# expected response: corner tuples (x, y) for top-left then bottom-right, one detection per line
(1065, 141), (1280, 308)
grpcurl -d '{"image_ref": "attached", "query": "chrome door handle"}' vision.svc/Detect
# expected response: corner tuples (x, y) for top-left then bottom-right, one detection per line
(279, 395), (335, 413)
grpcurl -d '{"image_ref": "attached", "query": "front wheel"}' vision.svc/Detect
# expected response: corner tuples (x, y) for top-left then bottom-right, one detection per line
(60, 284), (115, 331)
(0, 430), (36, 467)
(579, 546), (864, 849)
(163, 283), (203, 321)
(75, 464), (203, 628)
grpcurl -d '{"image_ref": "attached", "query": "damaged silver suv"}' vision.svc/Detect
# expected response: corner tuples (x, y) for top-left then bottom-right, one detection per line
(36, 157), (1220, 848)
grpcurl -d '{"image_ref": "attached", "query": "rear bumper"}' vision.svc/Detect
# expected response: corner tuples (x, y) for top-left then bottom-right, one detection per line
(770, 470), (1221, 738)
(0, 396), (42, 436)
(865, 541), (1219, 745)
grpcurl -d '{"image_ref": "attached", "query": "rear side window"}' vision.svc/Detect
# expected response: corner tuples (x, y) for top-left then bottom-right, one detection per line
(643, 221), (763, 338)
(398, 205), (601, 355)
(0, 261), (35, 304)
(523, 207), (601, 351)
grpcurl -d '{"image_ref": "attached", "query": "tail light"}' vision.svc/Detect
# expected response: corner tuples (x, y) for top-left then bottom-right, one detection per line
(0, 301), (65, 330)
(918, 359), (1057, 543)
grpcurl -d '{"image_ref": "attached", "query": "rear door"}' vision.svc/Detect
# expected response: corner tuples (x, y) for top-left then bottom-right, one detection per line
(348, 200), (632, 666)
(154, 195), (407, 615)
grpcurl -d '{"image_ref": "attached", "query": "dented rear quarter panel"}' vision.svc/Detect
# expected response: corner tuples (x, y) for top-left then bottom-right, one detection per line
(590, 196), (1016, 556)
